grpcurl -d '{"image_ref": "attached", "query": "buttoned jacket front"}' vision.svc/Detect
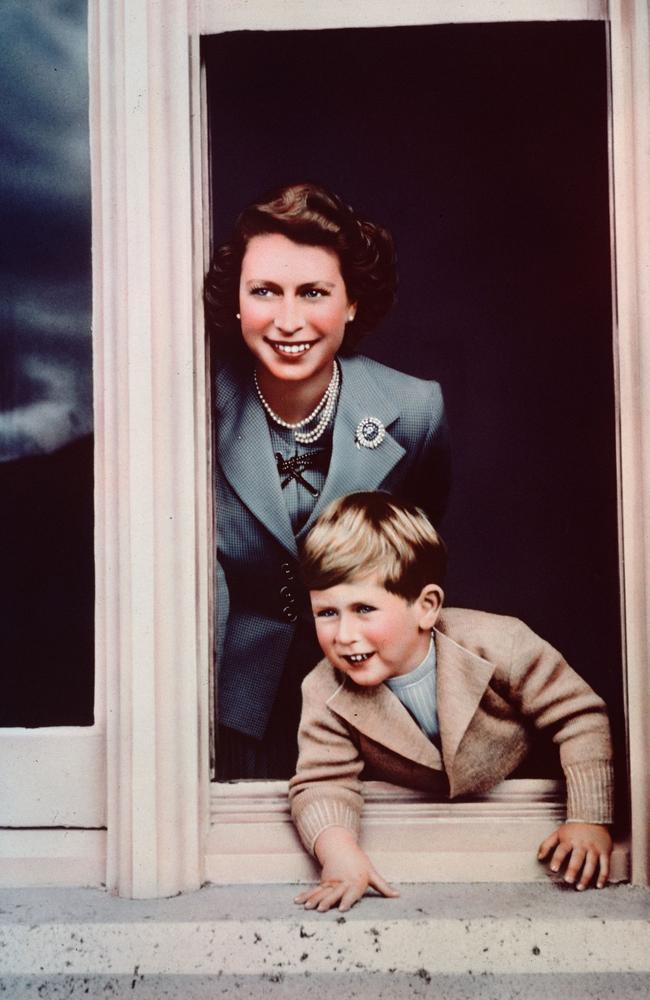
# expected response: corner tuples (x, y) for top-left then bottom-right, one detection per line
(289, 608), (614, 851)
(215, 351), (450, 739)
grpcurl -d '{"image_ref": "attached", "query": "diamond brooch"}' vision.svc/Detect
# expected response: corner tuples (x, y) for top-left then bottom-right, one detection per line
(355, 416), (385, 450)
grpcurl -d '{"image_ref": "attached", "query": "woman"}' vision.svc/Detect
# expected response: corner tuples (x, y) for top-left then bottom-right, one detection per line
(205, 182), (450, 779)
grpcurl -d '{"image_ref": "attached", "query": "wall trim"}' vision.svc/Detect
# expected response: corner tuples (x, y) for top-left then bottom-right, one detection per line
(0, 730), (105, 827)
(608, 0), (650, 886)
(198, 0), (607, 33)
(89, 0), (211, 898)
(0, 830), (106, 889)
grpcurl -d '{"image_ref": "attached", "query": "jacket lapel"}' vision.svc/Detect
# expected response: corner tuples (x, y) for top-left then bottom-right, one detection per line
(434, 624), (496, 777)
(216, 360), (297, 556)
(327, 677), (444, 771)
(325, 616), (497, 781)
(296, 356), (406, 541)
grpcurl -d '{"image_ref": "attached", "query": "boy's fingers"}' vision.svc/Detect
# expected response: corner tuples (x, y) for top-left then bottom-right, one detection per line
(302, 881), (341, 909)
(549, 845), (568, 873)
(596, 851), (610, 889)
(564, 847), (586, 884)
(316, 885), (347, 912)
(305, 889), (338, 912)
(338, 884), (364, 912)
(576, 850), (598, 891)
(295, 871), (399, 911)
(369, 870), (400, 898)
(294, 883), (332, 905)
(549, 842), (571, 872)
(294, 887), (319, 904)
(537, 831), (559, 860)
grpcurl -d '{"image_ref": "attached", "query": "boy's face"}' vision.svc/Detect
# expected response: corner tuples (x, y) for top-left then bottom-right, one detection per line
(310, 573), (443, 687)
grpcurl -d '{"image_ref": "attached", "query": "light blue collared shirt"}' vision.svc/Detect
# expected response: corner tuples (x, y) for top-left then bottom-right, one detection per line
(385, 636), (439, 741)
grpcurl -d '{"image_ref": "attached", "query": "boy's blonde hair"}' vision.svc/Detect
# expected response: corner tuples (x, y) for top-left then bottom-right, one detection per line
(301, 492), (447, 602)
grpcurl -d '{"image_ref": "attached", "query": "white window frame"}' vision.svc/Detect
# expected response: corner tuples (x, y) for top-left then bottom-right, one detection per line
(1, 0), (647, 898)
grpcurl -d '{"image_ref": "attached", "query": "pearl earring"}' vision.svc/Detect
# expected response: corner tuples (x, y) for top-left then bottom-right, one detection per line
(236, 312), (241, 320)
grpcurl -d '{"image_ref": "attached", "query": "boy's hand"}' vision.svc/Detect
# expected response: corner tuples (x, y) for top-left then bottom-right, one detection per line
(294, 827), (399, 913)
(538, 822), (612, 890)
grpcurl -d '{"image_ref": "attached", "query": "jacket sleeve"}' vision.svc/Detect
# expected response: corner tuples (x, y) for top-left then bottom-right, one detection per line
(402, 381), (451, 529)
(289, 670), (365, 855)
(508, 620), (614, 824)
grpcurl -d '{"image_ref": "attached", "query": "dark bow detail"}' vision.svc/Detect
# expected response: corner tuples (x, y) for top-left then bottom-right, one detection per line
(275, 450), (329, 497)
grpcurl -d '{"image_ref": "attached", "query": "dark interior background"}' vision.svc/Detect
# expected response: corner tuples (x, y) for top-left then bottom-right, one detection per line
(205, 21), (625, 794)
(0, 436), (94, 725)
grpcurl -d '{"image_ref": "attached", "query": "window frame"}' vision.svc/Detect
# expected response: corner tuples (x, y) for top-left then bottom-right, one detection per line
(199, 0), (647, 890)
(2, 0), (647, 897)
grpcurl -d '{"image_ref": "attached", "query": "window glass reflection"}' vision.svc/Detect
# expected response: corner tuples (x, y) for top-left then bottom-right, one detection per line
(0, 0), (93, 726)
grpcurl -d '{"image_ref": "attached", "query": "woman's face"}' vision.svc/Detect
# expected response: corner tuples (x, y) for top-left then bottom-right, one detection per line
(238, 233), (356, 385)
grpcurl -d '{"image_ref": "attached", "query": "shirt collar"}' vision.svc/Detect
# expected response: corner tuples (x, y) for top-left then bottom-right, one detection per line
(385, 634), (436, 690)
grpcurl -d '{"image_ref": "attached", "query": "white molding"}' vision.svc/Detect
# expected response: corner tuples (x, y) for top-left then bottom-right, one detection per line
(209, 779), (567, 823)
(0, 730), (105, 827)
(199, 0), (607, 33)
(0, 830), (105, 888)
(207, 780), (630, 883)
(89, 0), (211, 898)
(609, 0), (650, 886)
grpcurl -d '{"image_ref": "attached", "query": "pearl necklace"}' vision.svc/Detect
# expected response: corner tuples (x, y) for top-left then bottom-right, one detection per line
(254, 361), (340, 444)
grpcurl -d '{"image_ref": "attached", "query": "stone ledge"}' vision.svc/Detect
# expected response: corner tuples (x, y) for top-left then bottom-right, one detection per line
(2, 972), (650, 1000)
(0, 884), (649, 980)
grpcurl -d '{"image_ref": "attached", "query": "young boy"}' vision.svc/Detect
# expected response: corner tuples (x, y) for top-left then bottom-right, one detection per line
(289, 492), (614, 912)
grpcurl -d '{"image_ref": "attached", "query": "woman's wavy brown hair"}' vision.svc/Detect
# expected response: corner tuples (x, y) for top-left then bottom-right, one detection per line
(204, 182), (397, 354)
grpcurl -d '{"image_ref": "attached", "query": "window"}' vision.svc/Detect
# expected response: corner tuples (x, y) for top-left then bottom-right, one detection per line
(1, 0), (94, 730)
(0, 0), (104, 888)
(203, 10), (630, 885)
(5, 0), (647, 899)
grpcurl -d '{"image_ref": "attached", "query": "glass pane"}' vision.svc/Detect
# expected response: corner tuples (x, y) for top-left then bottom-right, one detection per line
(0, 0), (93, 726)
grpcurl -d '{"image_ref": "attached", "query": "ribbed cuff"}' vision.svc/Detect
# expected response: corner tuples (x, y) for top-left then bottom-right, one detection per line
(564, 759), (614, 824)
(294, 799), (361, 855)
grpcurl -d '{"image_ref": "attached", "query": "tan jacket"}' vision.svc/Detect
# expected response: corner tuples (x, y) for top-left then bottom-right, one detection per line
(289, 608), (614, 853)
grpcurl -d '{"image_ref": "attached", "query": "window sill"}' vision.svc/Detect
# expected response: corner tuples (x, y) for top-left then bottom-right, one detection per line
(206, 778), (630, 884)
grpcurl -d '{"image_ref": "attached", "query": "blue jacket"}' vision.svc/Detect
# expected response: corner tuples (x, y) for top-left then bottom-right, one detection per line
(215, 352), (450, 739)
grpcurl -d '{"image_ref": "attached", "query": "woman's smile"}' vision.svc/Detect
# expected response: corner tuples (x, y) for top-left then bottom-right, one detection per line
(264, 338), (318, 356)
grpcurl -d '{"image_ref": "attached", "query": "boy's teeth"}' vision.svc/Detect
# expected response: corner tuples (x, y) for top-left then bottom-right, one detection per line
(348, 653), (371, 663)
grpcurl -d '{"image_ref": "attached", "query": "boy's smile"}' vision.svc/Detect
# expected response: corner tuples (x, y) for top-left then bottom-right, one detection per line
(310, 574), (442, 687)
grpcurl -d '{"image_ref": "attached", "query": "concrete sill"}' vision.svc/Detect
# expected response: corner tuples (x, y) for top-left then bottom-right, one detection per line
(1, 883), (649, 986)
